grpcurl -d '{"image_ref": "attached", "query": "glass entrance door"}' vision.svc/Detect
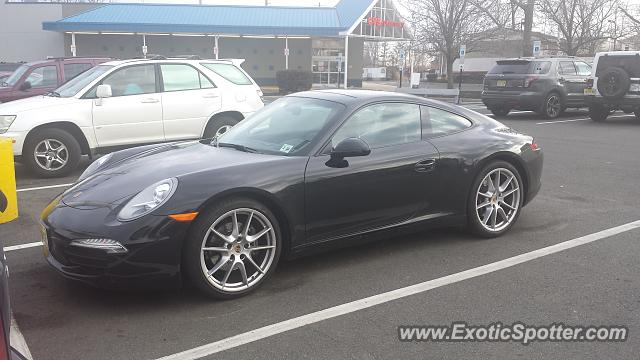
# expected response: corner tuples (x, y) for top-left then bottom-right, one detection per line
(312, 58), (343, 86)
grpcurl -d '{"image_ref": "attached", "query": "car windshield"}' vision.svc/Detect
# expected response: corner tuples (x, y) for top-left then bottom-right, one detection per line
(4, 64), (29, 86)
(53, 65), (113, 97)
(217, 97), (344, 156)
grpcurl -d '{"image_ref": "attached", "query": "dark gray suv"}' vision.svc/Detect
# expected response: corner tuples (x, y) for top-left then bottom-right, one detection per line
(482, 57), (592, 118)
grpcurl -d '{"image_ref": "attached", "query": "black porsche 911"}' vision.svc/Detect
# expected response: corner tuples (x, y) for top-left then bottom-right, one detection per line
(40, 90), (543, 299)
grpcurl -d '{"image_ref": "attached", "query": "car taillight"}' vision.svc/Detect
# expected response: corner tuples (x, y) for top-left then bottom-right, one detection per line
(530, 139), (540, 151)
(524, 76), (538, 88)
(586, 78), (594, 89)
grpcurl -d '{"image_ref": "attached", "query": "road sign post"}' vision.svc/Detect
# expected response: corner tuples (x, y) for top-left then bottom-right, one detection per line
(399, 49), (406, 88)
(457, 45), (466, 104)
(533, 40), (541, 58)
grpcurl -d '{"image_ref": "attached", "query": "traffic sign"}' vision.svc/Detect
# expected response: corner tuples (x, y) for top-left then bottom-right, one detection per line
(459, 45), (466, 64)
(533, 40), (541, 57)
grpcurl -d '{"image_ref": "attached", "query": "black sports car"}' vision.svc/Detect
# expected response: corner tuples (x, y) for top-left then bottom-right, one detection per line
(41, 90), (543, 299)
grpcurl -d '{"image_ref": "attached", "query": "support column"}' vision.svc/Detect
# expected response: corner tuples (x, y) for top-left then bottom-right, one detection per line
(142, 34), (148, 58)
(285, 36), (289, 70)
(343, 35), (349, 89)
(214, 35), (219, 59)
(70, 33), (77, 57)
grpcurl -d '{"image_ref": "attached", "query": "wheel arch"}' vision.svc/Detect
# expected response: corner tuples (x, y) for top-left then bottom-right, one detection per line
(202, 111), (245, 137)
(24, 121), (91, 156)
(471, 152), (531, 207)
(193, 188), (293, 256)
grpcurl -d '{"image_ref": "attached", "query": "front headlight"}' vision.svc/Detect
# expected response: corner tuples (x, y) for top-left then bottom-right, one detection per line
(117, 178), (178, 222)
(0, 115), (16, 134)
(78, 153), (113, 181)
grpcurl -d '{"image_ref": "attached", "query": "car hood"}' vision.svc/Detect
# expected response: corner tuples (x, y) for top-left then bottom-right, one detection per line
(0, 95), (78, 113)
(61, 141), (287, 208)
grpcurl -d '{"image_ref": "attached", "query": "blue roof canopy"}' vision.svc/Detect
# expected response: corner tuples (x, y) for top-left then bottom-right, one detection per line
(43, 0), (376, 37)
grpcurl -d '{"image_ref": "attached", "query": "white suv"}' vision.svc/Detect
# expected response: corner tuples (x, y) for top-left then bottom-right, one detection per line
(585, 51), (640, 122)
(0, 58), (264, 177)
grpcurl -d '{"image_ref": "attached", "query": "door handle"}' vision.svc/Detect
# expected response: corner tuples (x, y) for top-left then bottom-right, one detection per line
(141, 98), (159, 103)
(415, 159), (436, 172)
(202, 93), (220, 99)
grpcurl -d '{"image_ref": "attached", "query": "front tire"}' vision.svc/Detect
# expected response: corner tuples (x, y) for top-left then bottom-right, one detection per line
(589, 104), (609, 122)
(203, 115), (240, 139)
(184, 198), (282, 299)
(468, 161), (524, 238)
(490, 107), (511, 117)
(541, 92), (563, 119)
(23, 128), (81, 178)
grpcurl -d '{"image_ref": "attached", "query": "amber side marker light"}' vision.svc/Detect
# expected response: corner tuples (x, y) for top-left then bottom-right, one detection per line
(168, 212), (199, 222)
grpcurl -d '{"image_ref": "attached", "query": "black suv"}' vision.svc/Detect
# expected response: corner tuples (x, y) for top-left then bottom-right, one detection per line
(482, 57), (592, 118)
(585, 51), (640, 122)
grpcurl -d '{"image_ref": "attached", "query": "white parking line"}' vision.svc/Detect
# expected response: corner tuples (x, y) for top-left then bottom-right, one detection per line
(536, 114), (634, 125)
(4, 242), (42, 252)
(16, 183), (73, 193)
(155, 220), (640, 360)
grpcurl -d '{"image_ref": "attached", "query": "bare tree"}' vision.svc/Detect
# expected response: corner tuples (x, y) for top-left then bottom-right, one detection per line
(404, 0), (492, 88)
(473, 0), (534, 56)
(538, 0), (618, 56)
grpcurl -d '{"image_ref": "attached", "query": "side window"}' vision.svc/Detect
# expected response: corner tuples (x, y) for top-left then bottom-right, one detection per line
(63, 63), (92, 81)
(26, 65), (58, 88)
(559, 61), (577, 76)
(574, 61), (592, 76)
(102, 65), (156, 97)
(201, 63), (253, 85)
(422, 106), (472, 137)
(160, 64), (205, 92)
(200, 73), (215, 89)
(331, 103), (421, 149)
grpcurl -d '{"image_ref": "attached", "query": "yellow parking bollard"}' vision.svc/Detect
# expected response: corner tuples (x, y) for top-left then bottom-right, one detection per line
(0, 137), (18, 224)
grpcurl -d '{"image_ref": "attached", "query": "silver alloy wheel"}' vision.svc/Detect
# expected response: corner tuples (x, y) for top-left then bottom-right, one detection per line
(475, 168), (521, 232)
(546, 95), (561, 118)
(200, 208), (277, 293)
(215, 125), (232, 137)
(33, 139), (68, 171)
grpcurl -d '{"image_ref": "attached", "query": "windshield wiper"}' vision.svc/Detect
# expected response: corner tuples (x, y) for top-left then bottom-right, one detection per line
(47, 91), (61, 97)
(217, 142), (259, 153)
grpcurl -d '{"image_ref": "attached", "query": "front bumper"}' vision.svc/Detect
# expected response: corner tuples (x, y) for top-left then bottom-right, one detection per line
(482, 91), (543, 111)
(40, 196), (190, 290)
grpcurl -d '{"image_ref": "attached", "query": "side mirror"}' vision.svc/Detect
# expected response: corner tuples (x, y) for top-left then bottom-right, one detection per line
(331, 137), (371, 159)
(96, 84), (112, 99)
(19, 81), (31, 91)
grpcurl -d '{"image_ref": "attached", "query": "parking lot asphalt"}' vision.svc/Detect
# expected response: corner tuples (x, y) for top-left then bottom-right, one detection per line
(2, 104), (640, 360)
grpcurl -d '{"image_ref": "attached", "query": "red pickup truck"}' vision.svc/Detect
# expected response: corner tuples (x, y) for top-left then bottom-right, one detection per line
(0, 57), (111, 103)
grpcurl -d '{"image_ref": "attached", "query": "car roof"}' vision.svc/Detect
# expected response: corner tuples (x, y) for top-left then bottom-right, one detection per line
(102, 58), (242, 67)
(595, 51), (640, 57)
(21, 58), (110, 66)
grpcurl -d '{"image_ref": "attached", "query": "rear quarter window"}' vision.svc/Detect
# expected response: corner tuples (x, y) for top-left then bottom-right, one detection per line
(596, 55), (640, 77)
(201, 63), (253, 85)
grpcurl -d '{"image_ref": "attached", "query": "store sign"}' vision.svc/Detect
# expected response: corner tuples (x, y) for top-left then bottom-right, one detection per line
(367, 17), (403, 28)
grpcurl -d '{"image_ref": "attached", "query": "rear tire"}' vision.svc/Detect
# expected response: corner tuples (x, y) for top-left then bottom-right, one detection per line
(634, 110), (640, 122)
(589, 104), (609, 122)
(203, 115), (241, 139)
(23, 128), (81, 178)
(468, 161), (524, 238)
(490, 107), (510, 117)
(183, 198), (282, 299)
(541, 92), (563, 119)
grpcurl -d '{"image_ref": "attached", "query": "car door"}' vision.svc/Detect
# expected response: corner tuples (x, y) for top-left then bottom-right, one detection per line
(159, 64), (221, 141)
(557, 61), (583, 106)
(19, 64), (59, 98)
(91, 64), (164, 147)
(304, 102), (441, 244)
(573, 61), (592, 106)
